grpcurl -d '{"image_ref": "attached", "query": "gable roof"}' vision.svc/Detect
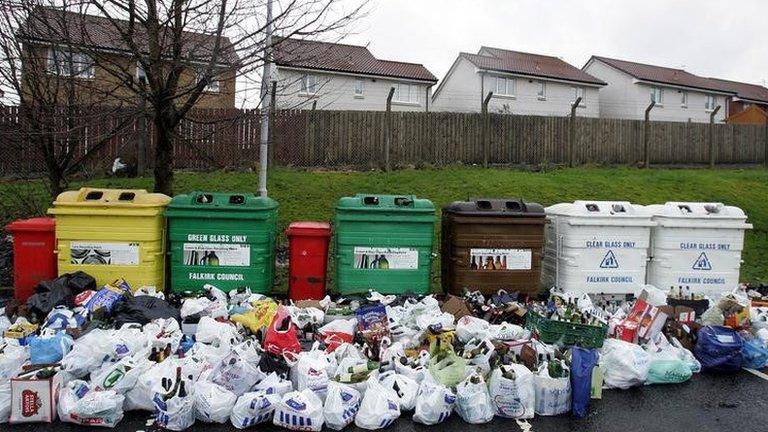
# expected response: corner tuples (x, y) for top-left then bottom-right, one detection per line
(460, 47), (605, 86)
(273, 38), (437, 83)
(589, 56), (727, 93)
(19, 6), (239, 65)
(707, 78), (768, 104)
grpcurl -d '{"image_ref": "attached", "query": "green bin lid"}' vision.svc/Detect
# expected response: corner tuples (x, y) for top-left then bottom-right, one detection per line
(166, 191), (278, 212)
(336, 193), (434, 213)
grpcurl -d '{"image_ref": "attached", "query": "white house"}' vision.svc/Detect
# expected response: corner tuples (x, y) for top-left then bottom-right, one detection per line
(273, 38), (437, 111)
(431, 47), (605, 116)
(583, 56), (732, 123)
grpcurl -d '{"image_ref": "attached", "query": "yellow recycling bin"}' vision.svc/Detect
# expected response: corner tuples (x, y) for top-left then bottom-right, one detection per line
(48, 188), (171, 291)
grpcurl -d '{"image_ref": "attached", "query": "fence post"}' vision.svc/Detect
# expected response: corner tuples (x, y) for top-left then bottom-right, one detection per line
(482, 91), (493, 168)
(643, 100), (656, 168)
(568, 97), (582, 168)
(384, 87), (395, 172)
(708, 105), (721, 168)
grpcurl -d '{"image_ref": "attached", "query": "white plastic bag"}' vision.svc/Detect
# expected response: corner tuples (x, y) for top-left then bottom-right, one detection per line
(489, 322), (526, 341)
(379, 372), (418, 411)
(669, 337), (702, 373)
(412, 374), (455, 425)
(273, 389), (324, 431)
(196, 316), (240, 345)
(61, 329), (114, 378)
(354, 376), (401, 430)
(600, 338), (650, 389)
(533, 362), (571, 416)
(292, 346), (334, 399)
(230, 390), (280, 429)
(210, 350), (266, 396)
(194, 381), (237, 423)
(463, 338), (495, 376)
(455, 316), (491, 343)
(59, 381), (126, 428)
(455, 373), (494, 424)
(0, 380), (10, 423)
(253, 372), (293, 396)
(488, 364), (535, 419)
(323, 381), (361, 430)
(154, 392), (196, 432)
(125, 356), (209, 411)
(90, 350), (152, 394)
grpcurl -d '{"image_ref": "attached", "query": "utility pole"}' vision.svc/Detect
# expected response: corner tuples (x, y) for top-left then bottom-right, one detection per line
(482, 91), (493, 168)
(568, 97), (582, 168)
(384, 87), (395, 172)
(708, 105), (721, 168)
(643, 100), (656, 168)
(257, 0), (273, 197)
(136, 78), (148, 176)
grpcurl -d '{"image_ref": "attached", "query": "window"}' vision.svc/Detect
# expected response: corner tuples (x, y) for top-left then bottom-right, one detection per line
(650, 87), (663, 105)
(573, 86), (586, 106)
(393, 83), (419, 103)
(705, 94), (716, 110)
(136, 62), (147, 83)
(47, 48), (94, 78)
(680, 91), (688, 108)
(354, 79), (364, 97)
(537, 81), (547, 99)
(197, 72), (220, 93)
(495, 76), (515, 96)
(301, 74), (318, 95)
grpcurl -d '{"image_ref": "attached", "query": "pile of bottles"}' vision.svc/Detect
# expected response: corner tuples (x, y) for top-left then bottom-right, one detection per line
(668, 285), (705, 301)
(529, 297), (606, 327)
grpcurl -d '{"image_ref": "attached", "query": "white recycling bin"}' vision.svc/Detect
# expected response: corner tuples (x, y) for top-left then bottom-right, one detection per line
(542, 201), (655, 295)
(646, 202), (752, 298)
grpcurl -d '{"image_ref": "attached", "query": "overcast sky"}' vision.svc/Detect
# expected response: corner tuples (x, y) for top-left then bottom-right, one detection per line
(339, 0), (768, 86)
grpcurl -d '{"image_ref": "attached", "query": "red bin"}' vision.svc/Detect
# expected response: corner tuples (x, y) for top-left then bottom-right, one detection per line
(5, 217), (57, 301)
(286, 222), (332, 301)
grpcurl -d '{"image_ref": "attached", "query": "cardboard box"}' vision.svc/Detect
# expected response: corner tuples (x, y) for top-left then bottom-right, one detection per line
(9, 374), (61, 423)
(441, 295), (472, 320)
(616, 298), (668, 343)
(658, 305), (696, 324)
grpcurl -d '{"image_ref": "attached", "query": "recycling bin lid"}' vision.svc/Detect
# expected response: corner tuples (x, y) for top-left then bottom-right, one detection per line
(443, 198), (545, 216)
(5, 217), (55, 232)
(287, 221), (332, 237)
(167, 191), (278, 211)
(336, 193), (435, 213)
(50, 188), (170, 208)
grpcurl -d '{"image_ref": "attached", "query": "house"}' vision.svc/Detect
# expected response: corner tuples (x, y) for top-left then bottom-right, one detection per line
(273, 38), (437, 111)
(707, 78), (768, 123)
(17, 7), (238, 109)
(431, 47), (605, 116)
(583, 56), (731, 123)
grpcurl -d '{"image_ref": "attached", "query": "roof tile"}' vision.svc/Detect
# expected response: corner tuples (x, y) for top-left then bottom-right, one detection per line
(591, 56), (725, 93)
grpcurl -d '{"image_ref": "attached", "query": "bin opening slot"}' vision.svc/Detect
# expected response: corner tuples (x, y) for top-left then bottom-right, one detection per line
(476, 200), (492, 210)
(704, 204), (720, 214)
(585, 203), (600, 212)
(229, 195), (245, 205)
(85, 191), (103, 200)
(196, 194), (214, 204)
(363, 196), (379, 206)
(118, 192), (135, 201)
(506, 201), (522, 211)
(678, 205), (692, 214)
(611, 204), (626, 213)
(394, 197), (413, 207)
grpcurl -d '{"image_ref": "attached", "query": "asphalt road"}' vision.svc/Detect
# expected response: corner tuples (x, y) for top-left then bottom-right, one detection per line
(6, 370), (768, 432)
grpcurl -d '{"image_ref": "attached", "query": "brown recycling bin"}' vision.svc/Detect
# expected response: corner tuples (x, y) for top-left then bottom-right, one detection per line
(441, 198), (546, 296)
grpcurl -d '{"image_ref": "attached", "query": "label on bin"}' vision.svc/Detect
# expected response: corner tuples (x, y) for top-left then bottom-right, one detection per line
(70, 242), (139, 265)
(182, 243), (250, 267)
(353, 247), (417, 270)
(469, 248), (531, 270)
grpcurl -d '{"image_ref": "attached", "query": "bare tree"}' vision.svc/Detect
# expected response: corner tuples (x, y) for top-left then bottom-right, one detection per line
(1, 0), (366, 196)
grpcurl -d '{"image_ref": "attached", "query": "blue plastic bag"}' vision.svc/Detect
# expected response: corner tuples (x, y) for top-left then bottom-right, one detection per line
(29, 332), (74, 364)
(694, 326), (744, 372)
(741, 338), (768, 369)
(570, 347), (598, 418)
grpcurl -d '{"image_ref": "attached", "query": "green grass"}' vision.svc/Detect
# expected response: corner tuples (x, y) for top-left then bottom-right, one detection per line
(2, 166), (767, 287)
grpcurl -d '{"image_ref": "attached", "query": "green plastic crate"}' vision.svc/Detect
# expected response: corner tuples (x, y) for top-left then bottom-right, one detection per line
(165, 191), (278, 294)
(525, 310), (607, 348)
(334, 193), (435, 295)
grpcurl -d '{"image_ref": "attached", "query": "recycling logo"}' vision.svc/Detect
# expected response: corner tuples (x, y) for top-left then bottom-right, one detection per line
(599, 250), (619, 269)
(692, 252), (712, 270)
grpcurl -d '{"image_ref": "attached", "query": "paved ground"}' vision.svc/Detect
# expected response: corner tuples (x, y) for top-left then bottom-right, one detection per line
(6, 370), (768, 432)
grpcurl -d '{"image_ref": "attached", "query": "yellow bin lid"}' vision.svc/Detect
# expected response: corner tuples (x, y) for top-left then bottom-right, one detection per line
(48, 188), (171, 215)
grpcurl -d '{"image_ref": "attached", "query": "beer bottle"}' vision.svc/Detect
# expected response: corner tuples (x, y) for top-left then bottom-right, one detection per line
(470, 256), (478, 270)
(379, 255), (390, 269)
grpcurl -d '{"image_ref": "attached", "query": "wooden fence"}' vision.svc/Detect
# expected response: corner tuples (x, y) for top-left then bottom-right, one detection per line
(1, 106), (766, 177)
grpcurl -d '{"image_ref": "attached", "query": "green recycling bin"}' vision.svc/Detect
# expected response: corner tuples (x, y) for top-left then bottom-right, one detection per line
(334, 194), (435, 295)
(166, 192), (278, 293)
